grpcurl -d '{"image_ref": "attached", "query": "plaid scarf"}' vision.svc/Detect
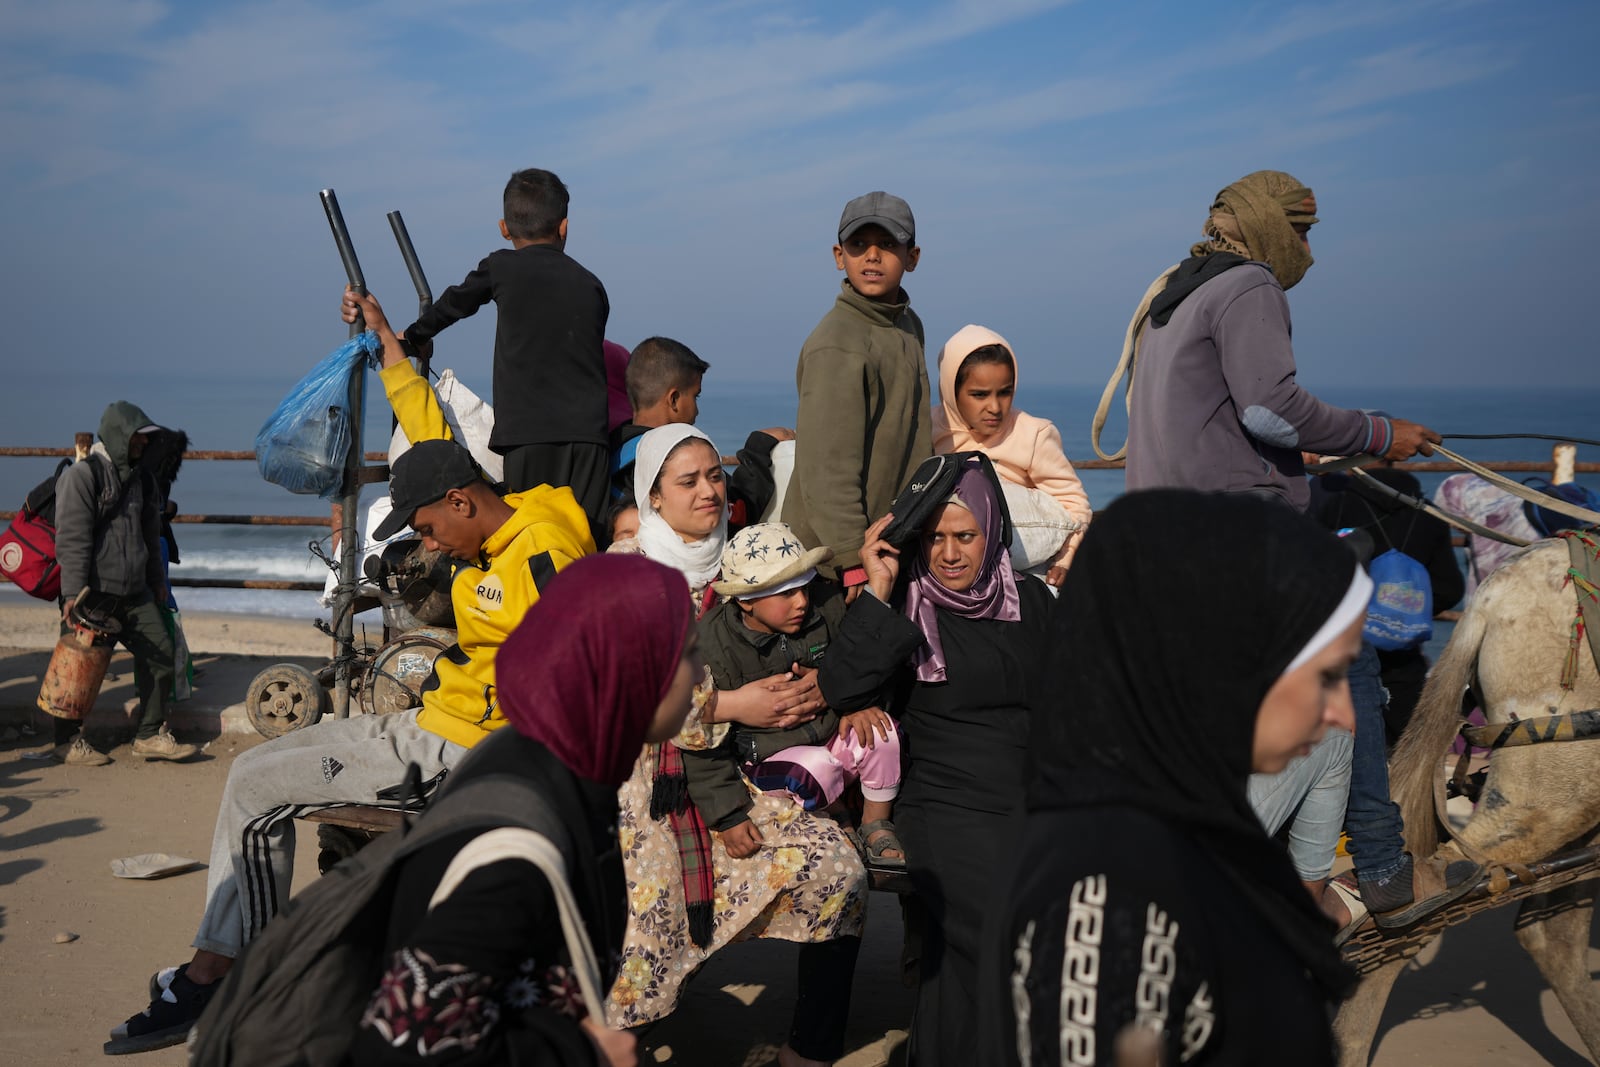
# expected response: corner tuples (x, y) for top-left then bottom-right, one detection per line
(641, 581), (722, 948)
(649, 739), (716, 948)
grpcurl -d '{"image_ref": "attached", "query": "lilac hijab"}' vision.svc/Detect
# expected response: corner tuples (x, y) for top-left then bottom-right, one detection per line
(905, 467), (1022, 682)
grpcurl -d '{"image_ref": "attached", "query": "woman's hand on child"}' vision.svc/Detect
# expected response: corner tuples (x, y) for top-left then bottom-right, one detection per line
(581, 1018), (638, 1067)
(716, 668), (823, 729)
(839, 707), (894, 749)
(1045, 565), (1067, 588)
(718, 818), (766, 859)
(859, 513), (900, 603)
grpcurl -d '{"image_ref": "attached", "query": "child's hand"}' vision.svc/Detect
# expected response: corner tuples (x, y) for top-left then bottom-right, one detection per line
(1046, 565), (1067, 587)
(398, 331), (433, 364)
(718, 819), (765, 859)
(859, 513), (900, 602)
(839, 707), (894, 749)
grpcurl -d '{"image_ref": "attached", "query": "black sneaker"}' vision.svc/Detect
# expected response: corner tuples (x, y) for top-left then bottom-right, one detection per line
(105, 966), (218, 1055)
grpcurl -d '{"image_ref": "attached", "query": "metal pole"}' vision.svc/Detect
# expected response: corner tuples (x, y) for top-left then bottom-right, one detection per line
(319, 188), (367, 720)
(1554, 442), (1577, 486)
(387, 210), (433, 378)
(387, 211), (432, 311)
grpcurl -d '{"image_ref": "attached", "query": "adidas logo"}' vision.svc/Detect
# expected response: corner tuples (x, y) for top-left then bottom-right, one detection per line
(321, 756), (344, 783)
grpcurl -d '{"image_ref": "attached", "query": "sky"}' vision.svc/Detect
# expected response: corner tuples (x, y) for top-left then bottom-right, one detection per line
(2, 0), (1598, 453)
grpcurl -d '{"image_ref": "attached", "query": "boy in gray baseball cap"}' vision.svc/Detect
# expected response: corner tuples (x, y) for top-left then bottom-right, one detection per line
(782, 191), (932, 603)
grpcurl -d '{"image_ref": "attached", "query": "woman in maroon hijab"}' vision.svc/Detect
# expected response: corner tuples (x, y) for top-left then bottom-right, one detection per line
(349, 554), (703, 1067)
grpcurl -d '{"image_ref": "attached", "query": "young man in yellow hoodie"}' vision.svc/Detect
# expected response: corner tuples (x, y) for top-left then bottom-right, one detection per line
(108, 290), (594, 1055)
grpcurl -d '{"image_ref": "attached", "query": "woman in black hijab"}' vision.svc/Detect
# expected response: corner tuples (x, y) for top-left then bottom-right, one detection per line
(980, 489), (1367, 1066)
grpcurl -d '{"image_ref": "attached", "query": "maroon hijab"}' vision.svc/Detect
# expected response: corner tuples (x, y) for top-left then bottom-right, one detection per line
(497, 554), (692, 787)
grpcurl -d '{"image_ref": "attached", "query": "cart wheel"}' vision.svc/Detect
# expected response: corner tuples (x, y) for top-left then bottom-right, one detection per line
(359, 629), (454, 718)
(247, 663), (328, 739)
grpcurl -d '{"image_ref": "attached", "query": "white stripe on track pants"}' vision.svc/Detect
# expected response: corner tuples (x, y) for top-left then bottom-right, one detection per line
(191, 709), (468, 957)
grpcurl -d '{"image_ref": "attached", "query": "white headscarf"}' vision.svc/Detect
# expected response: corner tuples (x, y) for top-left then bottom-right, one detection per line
(633, 424), (728, 589)
(1281, 567), (1373, 676)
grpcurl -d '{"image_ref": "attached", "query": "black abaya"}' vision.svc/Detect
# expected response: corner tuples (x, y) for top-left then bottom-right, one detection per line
(821, 579), (1053, 1064)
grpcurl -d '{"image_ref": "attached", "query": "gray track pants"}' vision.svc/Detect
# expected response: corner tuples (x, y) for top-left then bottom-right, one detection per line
(191, 710), (467, 957)
(1248, 727), (1354, 883)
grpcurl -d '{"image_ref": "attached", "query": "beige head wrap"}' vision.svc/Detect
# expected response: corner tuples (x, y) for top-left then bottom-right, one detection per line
(1090, 170), (1319, 461)
(1192, 169), (1318, 291)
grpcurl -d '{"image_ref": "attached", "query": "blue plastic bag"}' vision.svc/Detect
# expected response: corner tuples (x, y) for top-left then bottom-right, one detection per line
(1364, 548), (1433, 650)
(256, 332), (379, 498)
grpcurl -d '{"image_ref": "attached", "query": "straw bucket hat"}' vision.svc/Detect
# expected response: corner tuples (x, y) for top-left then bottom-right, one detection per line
(711, 522), (834, 598)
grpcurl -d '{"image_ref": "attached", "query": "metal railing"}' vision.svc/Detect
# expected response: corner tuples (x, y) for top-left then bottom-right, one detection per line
(0, 443), (392, 593)
(6, 444), (1595, 598)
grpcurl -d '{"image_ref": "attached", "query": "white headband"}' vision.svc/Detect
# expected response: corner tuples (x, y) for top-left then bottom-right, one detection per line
(736, 568), (816, 601)
(1282, 567), (1373, 676)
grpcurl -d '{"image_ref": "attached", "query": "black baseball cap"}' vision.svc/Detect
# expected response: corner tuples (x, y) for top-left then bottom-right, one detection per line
(373, 439), (483, 541)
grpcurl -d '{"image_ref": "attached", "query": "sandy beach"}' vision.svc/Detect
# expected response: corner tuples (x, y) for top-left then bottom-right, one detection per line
(0, 601), (1595, 1064)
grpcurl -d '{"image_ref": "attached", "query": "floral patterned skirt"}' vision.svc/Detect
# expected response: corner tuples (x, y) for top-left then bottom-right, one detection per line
(604, 752), (868, 1028)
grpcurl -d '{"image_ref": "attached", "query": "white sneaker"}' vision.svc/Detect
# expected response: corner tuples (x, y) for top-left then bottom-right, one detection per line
(56, 737), (111, 766)
(130, 730), (198, 762)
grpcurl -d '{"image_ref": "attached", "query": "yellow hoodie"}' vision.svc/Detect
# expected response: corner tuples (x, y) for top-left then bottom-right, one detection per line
(379, 360), (595, 748)
(930, 324), (1092, 570)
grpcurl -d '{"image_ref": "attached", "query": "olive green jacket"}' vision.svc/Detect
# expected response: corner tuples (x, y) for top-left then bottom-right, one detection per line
(783, 282), (932, 574)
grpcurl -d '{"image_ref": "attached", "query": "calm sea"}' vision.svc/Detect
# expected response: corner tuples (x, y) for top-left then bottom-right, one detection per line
(3, 377), (1597, 620)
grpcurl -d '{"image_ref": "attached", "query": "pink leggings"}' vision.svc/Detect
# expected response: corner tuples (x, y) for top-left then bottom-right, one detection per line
(748, 722), (903, 809)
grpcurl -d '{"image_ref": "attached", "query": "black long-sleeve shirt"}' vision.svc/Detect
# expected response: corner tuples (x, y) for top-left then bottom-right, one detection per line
(1312, 468), (1466, 612)
(405, 244), (610, 450)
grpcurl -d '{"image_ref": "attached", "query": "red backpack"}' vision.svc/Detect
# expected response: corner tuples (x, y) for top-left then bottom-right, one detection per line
(0, 460), (73, 600)
(0, 458), (132, 601)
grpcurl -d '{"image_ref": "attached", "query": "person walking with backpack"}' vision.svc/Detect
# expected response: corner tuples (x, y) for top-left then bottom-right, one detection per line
(42, 401), (198, 765)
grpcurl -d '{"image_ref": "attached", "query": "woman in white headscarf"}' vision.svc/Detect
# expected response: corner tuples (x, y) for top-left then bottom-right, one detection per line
(612, 424), (728, 605)
(605, 424), (868, 1067)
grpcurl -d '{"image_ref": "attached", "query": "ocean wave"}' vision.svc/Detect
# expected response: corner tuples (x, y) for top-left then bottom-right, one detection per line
(0, 581), (370, 622)
(170, 546), (331, 583)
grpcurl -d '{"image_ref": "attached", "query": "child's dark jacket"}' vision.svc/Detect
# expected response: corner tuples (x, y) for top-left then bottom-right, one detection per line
(404, 244), (610, 451)
(685, 581), (851, 830)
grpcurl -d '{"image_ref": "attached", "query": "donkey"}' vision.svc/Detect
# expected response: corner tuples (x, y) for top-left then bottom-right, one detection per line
(1333, 538), (1600, 1064)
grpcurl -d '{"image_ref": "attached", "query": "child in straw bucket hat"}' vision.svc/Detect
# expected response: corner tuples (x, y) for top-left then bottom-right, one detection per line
(683, 522), (905, 869)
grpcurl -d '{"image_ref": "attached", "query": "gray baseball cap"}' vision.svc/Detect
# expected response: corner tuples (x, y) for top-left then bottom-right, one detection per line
(837, 191), (915, 245)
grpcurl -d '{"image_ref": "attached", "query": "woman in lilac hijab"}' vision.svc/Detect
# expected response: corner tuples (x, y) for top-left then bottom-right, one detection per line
(818, 453), (1056, 1066)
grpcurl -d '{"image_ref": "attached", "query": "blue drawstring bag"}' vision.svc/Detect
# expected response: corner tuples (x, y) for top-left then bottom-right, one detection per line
(1364, 548), (1433, 650)
(257, 332), (380, 498)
